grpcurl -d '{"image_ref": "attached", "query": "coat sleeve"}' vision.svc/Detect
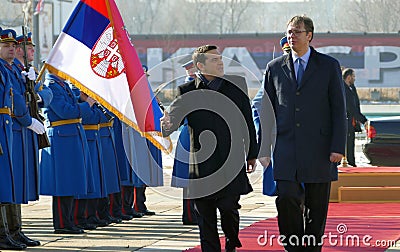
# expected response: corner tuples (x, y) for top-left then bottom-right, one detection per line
(36, 84), (53, 108)
(256, 66), (276, 158)
(237, 77), (258, 160)
(48, 83), (91, 120)
(329, 61), (347, 155)
(162, 84), (189, 137)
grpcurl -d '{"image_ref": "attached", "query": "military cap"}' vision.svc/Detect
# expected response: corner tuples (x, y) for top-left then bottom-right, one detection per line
(142, 64), (150, 76)
(0, 29), (18, 44)
(181, 60), (194, 70)
(16, 32), (35, 46)
(280, 36), (291, 53)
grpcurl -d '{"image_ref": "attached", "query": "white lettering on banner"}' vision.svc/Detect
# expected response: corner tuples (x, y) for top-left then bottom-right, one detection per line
(222, 47), (263, 81)
(147, 46), (400, 88)
(316, 46), (352, 54)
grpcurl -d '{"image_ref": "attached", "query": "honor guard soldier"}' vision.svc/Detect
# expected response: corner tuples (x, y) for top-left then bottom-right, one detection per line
(73, 90), (108, 230)
(280, 36), (291, 55)
(96, 107), (123, 224)
(171, 60), (198, 225)
(132, 65), (160, 216)
(0, 28), (46, 249)
(109, 117), (143, 220)
(15, 31), (53, 203)
(39, 73), (95, 234)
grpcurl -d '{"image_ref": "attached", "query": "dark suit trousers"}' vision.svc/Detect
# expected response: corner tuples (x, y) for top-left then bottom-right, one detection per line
(195, 195), (241, 251)
(346, 129), (356, 167)
(276, 181), (331, 252)
(53, 196), (74, 229)
(183, 187), (198, 224)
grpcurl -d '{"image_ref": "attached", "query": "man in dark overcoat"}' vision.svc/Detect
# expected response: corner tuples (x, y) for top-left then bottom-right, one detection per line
(162, 45), (258, 252)
(258, 15), (347, 252)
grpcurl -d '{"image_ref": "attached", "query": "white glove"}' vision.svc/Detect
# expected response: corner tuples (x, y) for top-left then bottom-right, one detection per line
(21, 67), (36, 81)
(27, 118), (46, 134)
(36, 94), (42, 103)
(27, 66), (36, 81)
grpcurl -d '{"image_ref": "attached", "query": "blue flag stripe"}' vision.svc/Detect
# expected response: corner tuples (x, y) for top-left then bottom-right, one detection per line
(63, 1), (110, 49)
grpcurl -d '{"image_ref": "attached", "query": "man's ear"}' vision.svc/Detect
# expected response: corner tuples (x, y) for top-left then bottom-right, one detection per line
(306, 32), (312, 42)
(196, 62), (204, 72)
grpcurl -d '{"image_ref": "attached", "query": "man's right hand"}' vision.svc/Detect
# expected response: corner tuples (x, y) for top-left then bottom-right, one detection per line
(160, 111), (172, 130)
(258, 156), (271, 167)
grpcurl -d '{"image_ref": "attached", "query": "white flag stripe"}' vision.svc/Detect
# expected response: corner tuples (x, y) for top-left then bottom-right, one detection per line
(46, 32), (137, 126)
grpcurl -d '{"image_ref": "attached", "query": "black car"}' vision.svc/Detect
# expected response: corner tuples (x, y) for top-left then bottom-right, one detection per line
(363, 116), (400, 166)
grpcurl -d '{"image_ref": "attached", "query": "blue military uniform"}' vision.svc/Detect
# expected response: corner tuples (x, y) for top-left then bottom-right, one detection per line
(171, 60), (198, 225)
(13, 57), (53, 202)
(251, 87), (277, 196)
(0, 27), (35, 250)
(73, 99), (108, 229)
(0, 30), (33, 204)
(109, 117), (142, 219)
(172, 121), (199, 225)
(40, 73), (94, 234)
(96, 109), (123, 223)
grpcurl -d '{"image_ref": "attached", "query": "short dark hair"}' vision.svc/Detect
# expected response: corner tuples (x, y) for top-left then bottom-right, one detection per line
(287, 15), (314, 42)
(192, 45), (218, 70)
(342, 68), (354, 80)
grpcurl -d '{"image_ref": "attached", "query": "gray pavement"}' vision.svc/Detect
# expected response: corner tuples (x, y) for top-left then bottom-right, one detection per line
(10, 138), (399, 251)
(18, 167), (276, 252)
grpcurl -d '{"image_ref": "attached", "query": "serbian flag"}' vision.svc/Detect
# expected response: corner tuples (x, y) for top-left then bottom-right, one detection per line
(34, 0), (44, 15)
(40, 0), (172, 153)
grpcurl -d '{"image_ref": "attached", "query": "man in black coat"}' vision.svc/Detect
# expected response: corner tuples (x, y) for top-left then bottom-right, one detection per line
(343, 68), (367, 167)
(162, 45), (258, 252)
(258, 15), (346, 252)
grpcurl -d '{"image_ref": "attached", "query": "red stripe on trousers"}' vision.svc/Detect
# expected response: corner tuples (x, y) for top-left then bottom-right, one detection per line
(134, 187), (139, 212)
(121, 187), (126, 215)
(57, 197), (64, 228)
(73, 199), (79, 225)
(187, 199), (192, 222)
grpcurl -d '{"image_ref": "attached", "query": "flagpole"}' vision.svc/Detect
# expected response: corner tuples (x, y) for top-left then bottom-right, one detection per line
(104, 0), (115, 34)
(36, 63), (47, 84)
(33, 0), (41, 69)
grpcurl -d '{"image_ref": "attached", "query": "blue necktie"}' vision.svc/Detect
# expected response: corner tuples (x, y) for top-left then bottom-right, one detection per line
(296, 58), (304, 87)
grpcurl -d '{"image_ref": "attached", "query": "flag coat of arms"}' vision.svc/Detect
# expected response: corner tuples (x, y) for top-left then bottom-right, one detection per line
(41, 0), (171, 153)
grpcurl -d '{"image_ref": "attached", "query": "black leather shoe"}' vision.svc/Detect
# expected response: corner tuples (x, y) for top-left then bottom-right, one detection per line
(225, 249), (237, 252)
(141, 209), (156, 216)
(76, 223), (97, 230)
(114, 214), (133, 221)
(182, 221), (198, 225)
(130, 211), (144, 218)
(87, 216), (109, 227)
(54, 226), (85, 234)
(0, 235), (27, 250)
(16, 232), (40, 246)
(102, 215), (122, 224)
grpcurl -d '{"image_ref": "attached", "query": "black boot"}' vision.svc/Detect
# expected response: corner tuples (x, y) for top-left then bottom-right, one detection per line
(0, 205), (26, 250)
(0, 235), (27, 250)
(15, 232), (40, 246)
